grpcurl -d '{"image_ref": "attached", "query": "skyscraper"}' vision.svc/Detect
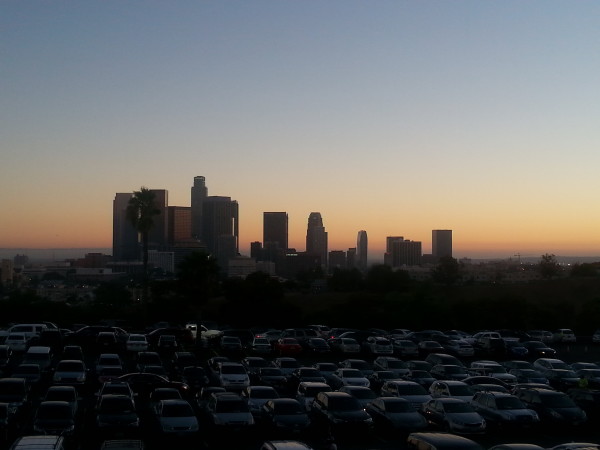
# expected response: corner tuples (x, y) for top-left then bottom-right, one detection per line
(191, 176), (208, 240)
(391, 240), (422, 267)
(306, 212), (328, 267)
(263, 212), (288, 251)
(356, 230), (368, 272)
(167, 206), (191, 246)
(112, 193), (138, 261)
(148, 189), (169, 251)
(384, 236), (404, 266)
(432, 229), (453, 261)
(202, 196), (239, 259)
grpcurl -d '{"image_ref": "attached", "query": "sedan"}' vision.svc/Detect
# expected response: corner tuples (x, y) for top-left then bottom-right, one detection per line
(421, 398), (486, 434)
(365, 397), (428, 432)
(259, 398), (310, 434)
(153, 399), (199, 435)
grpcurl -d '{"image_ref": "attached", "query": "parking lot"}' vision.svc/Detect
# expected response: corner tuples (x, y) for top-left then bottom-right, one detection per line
(2, 326), (600, 450)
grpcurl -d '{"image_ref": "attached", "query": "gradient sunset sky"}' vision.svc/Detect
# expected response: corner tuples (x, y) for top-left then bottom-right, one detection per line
(2, 1), (600, 259)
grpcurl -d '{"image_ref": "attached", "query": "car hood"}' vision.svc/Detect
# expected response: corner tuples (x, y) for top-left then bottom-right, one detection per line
(388, 412), (428, 428)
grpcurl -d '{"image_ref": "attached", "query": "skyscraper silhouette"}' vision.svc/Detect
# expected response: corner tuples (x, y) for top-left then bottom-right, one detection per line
(356, 230), (368, 272)
(112, 193), (138, 261)
(191, 176), (208, 240)
(306, 212), (328, 267)
(202, 196), (239, 259)
(432, 229), (453, 261)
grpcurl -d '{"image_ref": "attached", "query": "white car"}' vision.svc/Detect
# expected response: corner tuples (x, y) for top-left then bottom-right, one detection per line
(364, 336), (394, 355)
(553, 329), (576, 343)
(380, 380), (432, 410)
(217, 362), (250, 389)
(154, 399), (199, 435)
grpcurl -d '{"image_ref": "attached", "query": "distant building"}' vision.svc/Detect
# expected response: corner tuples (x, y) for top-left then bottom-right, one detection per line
(328, 251), (347, 273)
(356, 230), (368, 272)
(347, 248), (356, 269)
(112, 193), (138, 261)
(74, 253), (109, 268)
(228, 256), (257, 279)
(202, 196), (239, 258)
(1, 259), (14, 284)
(263, 212), (288, 253)
(250, 241), (263, 260)
(390, 240), (422, 267)
(148, 189), (169, 251)
(148, 250), (175, 273)
(384, 236), (404, 266)
(306, 212), (328, 268)
(432, 229), (453, 262)
(167, 206), (192, 246)
(191, 176), (208, 240)
(13, 254), (29, 267)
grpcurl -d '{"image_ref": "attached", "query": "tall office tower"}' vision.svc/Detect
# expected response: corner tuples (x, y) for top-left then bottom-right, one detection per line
(148, 189), (169, 251)
(167, 206), (192, 246)
(191, 176), (208, 240)
(347, 248), (356, 269)
(391, 240), (422, 267)
(384, 236), (404, 266)
(356, 230), (368, 272)
(306, 212), (328, 267)
(202, 196), (239, 259)
(112, 193), (138, 261)
(263, 212), (288, 251)
(432, 229), (453, 261)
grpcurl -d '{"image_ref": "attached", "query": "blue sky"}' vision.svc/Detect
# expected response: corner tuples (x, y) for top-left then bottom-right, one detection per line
(2, 1), (600, 258)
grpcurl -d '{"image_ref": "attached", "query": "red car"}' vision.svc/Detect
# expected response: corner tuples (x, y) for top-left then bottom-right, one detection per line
(274, 338), (303, 356)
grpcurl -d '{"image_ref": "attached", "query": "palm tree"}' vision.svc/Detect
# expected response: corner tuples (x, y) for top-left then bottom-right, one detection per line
(126, 187), (160, 304)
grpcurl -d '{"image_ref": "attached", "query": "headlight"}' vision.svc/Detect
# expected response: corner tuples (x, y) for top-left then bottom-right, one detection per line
(550, 410), (562, 419)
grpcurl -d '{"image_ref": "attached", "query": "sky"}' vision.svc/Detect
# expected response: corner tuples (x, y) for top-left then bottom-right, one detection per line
(2, 1), (600, 260)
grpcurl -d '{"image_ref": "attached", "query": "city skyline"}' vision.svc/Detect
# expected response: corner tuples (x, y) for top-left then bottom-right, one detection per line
(2, 2), (600, 259)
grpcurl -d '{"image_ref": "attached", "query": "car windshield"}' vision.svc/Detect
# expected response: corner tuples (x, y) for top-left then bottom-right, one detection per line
(16, 366), (38, 375)
(279, 360), (299, 368)
(221, 365), (246, 375)
(57, 362), (84, 371)
(100, 397), (134, 413)
(130, 336), (145, 342)
(46, 391), (76, 402)
(342, 369), (363, 378)
(251, 389), (277, 399)
(261, 368), (282, 376)
(496, 397), (525, 410)
(299, 369), (320, 377)
(384, 401), (413, 413)
(304, 386), (329, 396)
(318, 363), (337, 371)
(351, 389), (376, 400)
(329, 397), (361, 411)
(555, 370), (577, 378)
(342, 339), (357, 344)
(444, 402), (474, 413)
(541, 394), (577, 408)
(273, 402), (304, 414)
(387, 361), (405, 369)
(37, 404), (73, 419)
(351, 361), (369, 370)
(397, 385), (427, 395)
(162, 403), (193, 417)
(215, 400), (249, 413)
(446, 366), (465, 374)
(450, 385), (473, 396)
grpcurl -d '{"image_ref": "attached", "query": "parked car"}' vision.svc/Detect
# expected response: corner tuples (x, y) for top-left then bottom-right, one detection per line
(508, 369), (549, 385)
(429, 380), (474, 402)
(249, 338), (273, 355)
(406, 432), (483, 450)
(521, 341), (557, 358)
(430, 364), (469, 381)
(241, 385), (280, 416)
(364, 336), (394, 355)
(338, 385), (377, 408)
(216, 362), (250, 390)
(420, 398), (486, 434)
(33, 401), (75, 436)
(310, 391), (373, 431)
(470, 391), (540, 429)
(373, 357), (410, 377)
(52, 359), (87, 386)
(392, 339), (419, 357)
(330, 368), (370, 389)
(259, 398), (311, 434)
(379, 381), (432, 409)
(203, 392), (254, 429)
(365, 396), (428, 432)
(514, 387), (587, 427)
(256, 367), (287, 388)
(339, 359), (374, 377)
(43, 386), (78, 416)
(296, 382), (331, 412)
(274, 338), (303, 356)
(153, 399), (199, 435)
(95, 394), (140, 432)
(126, 334), (148, 353)
(553, 329), (576, 343)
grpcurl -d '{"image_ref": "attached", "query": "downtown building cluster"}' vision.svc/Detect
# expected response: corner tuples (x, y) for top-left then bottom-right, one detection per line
(113, 176), (452, 278)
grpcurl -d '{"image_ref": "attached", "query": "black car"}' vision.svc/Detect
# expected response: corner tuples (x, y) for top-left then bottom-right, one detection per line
(259, 398), (311, 435)
(311, 391), (373, 432)
(117, 373), (189, 398)
(522, 341), (557, 358)
(514, 387), (587, 427)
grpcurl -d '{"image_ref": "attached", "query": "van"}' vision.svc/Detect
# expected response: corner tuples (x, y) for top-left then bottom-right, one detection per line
(7, 324), (48, 341)
(23, 346), (53, 372)
(9, 436), (65, 450)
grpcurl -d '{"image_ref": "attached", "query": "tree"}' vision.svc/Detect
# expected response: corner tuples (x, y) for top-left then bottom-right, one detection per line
(538, 253), (561, 279)
(126, 187), (160, 303)
(176, 251), (220, 302)
(432, 256), (462, 285)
